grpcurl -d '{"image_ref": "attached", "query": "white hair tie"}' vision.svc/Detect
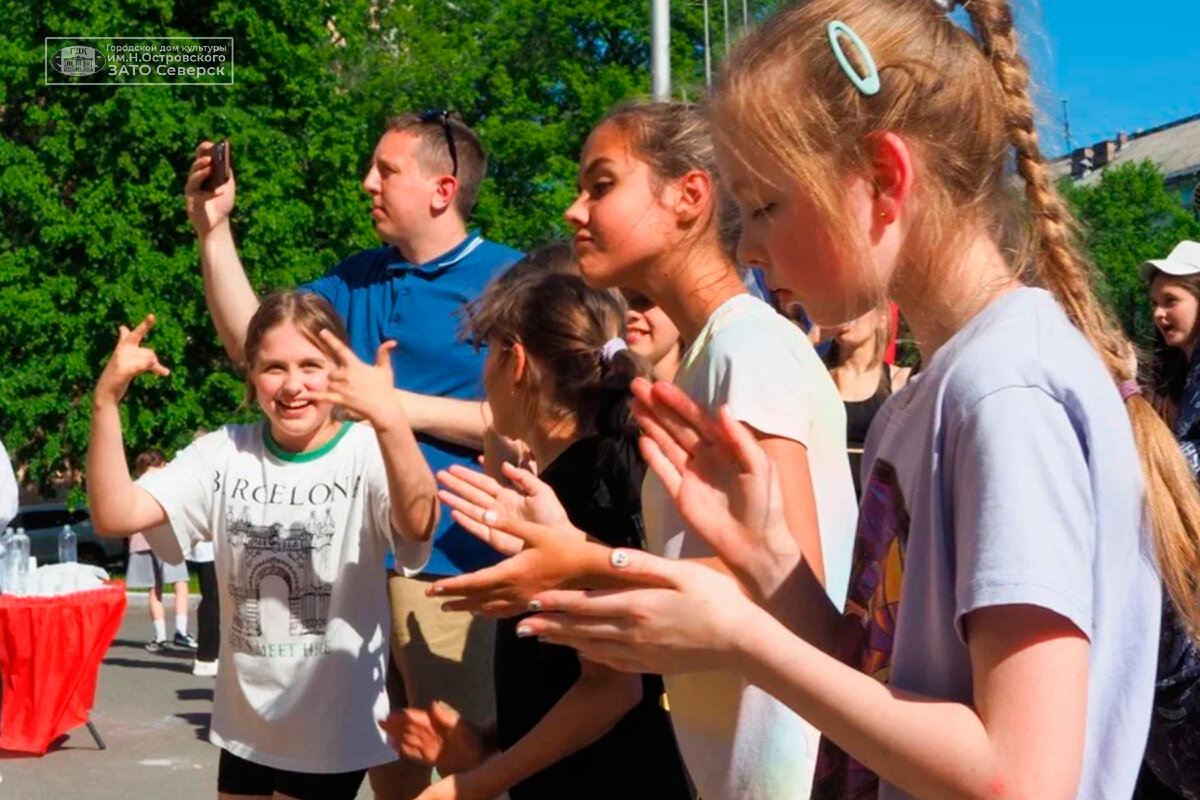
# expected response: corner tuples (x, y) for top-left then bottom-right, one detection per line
(930, 0), (961, 12)
(600, 337), (628, 364)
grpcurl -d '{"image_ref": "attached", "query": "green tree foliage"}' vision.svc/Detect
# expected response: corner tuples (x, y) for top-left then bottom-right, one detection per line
(1061, 161), (1200, 346)
(1, 0), (747, 495)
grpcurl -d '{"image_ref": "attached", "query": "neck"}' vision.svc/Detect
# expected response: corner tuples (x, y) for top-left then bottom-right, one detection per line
(524, 415), (582, 472)
(640, 244), (746, 345)
(836, 342), (879, 374)
(1185, 341), (1197, 364)
(389, 216), (470, 265)
(891, 232), (1020, 363)
(654, 348), (682, 383)
(269, 418), (342, 454)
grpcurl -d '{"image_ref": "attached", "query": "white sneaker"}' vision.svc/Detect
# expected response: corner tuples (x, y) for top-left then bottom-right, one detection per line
(192, 658), (218, 677)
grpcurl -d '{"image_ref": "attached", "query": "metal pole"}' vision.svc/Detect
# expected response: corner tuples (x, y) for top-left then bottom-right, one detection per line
(651, 0), (670, 99)
(703, 0), (712, 87)
(743, 0), (749, 28)
(723, 0), (730, 53)
(1062, 98), (1073, 152)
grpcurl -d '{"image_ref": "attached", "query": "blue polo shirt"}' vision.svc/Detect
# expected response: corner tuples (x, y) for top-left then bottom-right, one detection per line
(302, 232), (521, 576)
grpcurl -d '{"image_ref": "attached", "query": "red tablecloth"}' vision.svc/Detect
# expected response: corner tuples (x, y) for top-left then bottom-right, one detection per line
(0, 581), (127, 754)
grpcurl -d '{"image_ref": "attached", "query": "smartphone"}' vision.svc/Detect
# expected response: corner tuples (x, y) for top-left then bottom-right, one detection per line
(201, 139), (229, 191)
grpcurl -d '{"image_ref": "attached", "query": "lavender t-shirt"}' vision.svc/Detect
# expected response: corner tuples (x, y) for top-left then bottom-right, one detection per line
(821, 288), (1160, 800)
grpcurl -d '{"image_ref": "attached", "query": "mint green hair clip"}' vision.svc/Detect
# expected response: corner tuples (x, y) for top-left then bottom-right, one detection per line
(828, 20), (880, 96)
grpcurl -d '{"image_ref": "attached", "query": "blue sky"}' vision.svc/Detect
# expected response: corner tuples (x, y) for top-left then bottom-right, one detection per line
(1021, 0), (1200, 156)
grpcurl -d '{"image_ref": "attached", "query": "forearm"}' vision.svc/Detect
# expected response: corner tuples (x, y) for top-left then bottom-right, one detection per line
(396, 391), (487, 451)
(734, 606), (1014, 800)
(374, 413), (439, 542)
(198, 222), (258, 365)
(87, 399), (159, 536)
(761, 557), (845, 655)
(466, 668), (642, 795)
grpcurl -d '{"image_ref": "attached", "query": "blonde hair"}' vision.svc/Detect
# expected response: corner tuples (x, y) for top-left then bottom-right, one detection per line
(242, 292), (350, 405)
(714, 0), (1200, 637)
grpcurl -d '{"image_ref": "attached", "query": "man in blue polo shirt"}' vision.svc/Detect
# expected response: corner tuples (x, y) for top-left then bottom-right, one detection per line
(185, 112), (520, 799)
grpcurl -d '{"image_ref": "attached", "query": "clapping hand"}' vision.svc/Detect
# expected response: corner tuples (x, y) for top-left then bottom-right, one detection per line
(436, 461), (573, 556)
(630, 377), (800, 604)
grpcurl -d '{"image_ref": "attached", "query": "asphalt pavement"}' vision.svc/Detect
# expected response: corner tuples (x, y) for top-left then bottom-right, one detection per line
(0, 593), (374, 799)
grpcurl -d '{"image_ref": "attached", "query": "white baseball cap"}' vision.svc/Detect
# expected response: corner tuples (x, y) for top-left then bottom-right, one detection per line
(1140, 240), (1200, 281)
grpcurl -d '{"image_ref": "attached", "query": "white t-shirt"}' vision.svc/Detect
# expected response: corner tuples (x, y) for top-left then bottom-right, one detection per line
(643, 294), (857, 800)
(138, 421), (431, 773)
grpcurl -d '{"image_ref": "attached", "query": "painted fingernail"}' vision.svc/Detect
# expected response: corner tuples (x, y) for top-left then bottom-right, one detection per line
(610, 549), (631, 568)
(527, 599), (542, 612)
(483, 510), (499, 525)
(516, 625), (533, 638)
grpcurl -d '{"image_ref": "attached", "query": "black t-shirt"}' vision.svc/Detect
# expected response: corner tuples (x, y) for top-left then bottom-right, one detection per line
(494, 433), (694, 800)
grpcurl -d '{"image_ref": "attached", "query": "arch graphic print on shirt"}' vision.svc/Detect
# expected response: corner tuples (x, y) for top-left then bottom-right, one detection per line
(226, 505), (339, 656)
(814, 459), (910, 800)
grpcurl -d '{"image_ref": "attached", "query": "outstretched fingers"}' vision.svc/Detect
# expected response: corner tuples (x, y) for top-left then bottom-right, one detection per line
(499, 461), (549, 496)
(374, 339), (398, 368)
(716, 405), (771, 475)
(126, 314), (157, 345)
(438, 465), (504, 509)
(317, 329), (359, 366)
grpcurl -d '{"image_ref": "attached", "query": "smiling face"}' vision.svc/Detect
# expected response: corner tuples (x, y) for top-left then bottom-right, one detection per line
(563, 122), (681, 290)
(1150, 273), (1200, 356)
(621, 289), (681, 376)
(249, 321), (340, 453)
(361, 130), (440, 246)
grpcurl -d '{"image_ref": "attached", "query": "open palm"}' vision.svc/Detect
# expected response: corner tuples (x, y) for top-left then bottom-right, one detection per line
(632, 378), (799, 603)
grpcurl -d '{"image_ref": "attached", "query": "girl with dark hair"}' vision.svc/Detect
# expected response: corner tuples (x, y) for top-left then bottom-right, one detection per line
(382, 253), (693, 800)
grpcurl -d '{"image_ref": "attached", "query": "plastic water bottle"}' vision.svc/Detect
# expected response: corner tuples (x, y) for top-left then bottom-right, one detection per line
(59, 524), (77, 564)
(12, 527), (29, 595)
(0, 531), (8, 594)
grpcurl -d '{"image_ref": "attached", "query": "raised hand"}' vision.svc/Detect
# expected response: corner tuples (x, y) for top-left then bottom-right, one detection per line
(436, 462), (574, 556)
(379, 700), (488, 776)
(519, 547), (760, 675)
(95, 315), (171, 405)
(184, 139), (236, 236)
(308, 331), (399, 429)
(631, 377), (800, 604)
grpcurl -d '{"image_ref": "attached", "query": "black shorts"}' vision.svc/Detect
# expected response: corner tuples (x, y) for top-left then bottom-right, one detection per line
(216, 749), (366, 800)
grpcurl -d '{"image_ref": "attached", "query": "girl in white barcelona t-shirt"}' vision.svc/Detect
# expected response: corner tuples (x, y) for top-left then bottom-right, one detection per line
(87, 292), (435, 800)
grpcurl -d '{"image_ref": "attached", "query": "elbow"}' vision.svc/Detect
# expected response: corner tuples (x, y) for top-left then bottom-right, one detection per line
(580, 670), (643, 717)
(393, 493), (439, 543)
(90, 513), (123, 539)
(967, 772), (1077, 800)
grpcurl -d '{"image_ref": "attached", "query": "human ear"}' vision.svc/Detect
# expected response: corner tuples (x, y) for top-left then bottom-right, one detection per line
(431, 175), (459, 213)
(865, 132), (914, 225)
(509, 342), (528, 387)
(673, 169), (714, 225)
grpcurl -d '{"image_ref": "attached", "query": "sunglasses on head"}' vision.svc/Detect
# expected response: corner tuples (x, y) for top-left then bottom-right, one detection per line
(419, 109), (459, 177)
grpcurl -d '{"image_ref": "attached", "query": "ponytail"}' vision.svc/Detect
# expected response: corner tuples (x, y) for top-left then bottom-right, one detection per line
(968, 0), (1200, 639)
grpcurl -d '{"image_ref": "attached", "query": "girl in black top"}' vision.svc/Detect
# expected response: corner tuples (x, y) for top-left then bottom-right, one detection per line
(382, 251), (693, 800)
(823, 304), (910, 498)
